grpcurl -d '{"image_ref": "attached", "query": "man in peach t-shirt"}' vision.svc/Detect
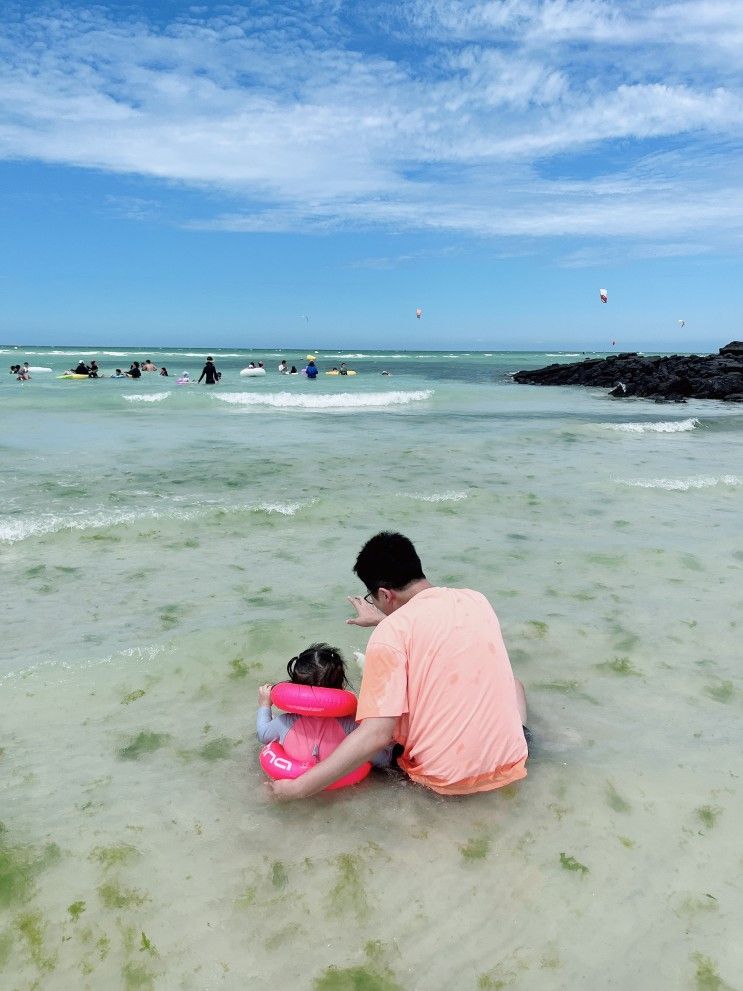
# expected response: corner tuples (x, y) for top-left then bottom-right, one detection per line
(269, 532), (528, 800)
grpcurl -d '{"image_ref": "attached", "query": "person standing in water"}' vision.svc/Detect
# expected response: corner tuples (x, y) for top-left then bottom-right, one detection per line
(269, 531), (528, 800)
(198, 356), (219, 385)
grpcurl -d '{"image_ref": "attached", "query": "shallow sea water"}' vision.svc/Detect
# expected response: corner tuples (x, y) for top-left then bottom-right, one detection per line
(1, 347), (742, 990)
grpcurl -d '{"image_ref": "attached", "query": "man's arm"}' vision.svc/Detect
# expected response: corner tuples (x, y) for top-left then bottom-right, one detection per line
(346, 596), (385, 627)
(269, 716), (396, 800)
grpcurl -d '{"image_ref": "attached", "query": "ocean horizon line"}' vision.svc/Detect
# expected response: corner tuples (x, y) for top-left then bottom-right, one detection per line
(1, 342), (716, 354)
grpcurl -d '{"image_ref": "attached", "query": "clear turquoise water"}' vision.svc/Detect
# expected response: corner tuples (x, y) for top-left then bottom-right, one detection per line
(1, 347), (741, 989)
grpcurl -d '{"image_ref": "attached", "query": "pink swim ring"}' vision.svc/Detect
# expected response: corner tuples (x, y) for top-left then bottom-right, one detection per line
(270, 682), (358, 718)
(259, 741), (371, 790)
(260, 682), (371, 790)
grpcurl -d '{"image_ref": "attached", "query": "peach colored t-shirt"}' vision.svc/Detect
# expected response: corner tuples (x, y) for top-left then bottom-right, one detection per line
(356, 587), (527, 795)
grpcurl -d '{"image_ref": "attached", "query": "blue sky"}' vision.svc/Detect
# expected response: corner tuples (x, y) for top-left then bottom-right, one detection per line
(1, 0), (742, 350)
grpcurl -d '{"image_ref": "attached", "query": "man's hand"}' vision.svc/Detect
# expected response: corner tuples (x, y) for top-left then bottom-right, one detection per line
(267, 777), (310, 801)
(258, 683), (273, 707)
(346, 595), (385, 627)
(267, 717), (396, 800)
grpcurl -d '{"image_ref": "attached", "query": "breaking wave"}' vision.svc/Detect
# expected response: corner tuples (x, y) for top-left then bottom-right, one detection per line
(399, 491), (468, 503)
(123, 392), (171, 403)
(0, 500), (311, 543)
(213, 390), (433, 410)
(604, 418), (700, 434)
(616, 475), (742, 491)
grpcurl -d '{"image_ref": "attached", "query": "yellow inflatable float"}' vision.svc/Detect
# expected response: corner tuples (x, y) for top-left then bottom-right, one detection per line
(325, 370), (357, 376)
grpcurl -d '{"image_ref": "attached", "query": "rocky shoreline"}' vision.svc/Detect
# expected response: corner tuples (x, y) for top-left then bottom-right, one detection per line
(513, 342), (743, 402)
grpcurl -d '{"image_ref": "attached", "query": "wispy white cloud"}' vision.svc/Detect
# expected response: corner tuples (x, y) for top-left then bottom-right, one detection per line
(0, 1), (742, 257)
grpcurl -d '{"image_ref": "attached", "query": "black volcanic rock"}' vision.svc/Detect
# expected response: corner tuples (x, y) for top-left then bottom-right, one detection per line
(513, 345), (743, 401)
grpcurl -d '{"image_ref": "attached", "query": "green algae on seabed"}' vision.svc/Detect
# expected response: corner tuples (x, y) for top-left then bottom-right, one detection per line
(98, 881), (149, 909)
(586, 553), (625, 567)
(314, 963), (404, 991)
(16, 910), (56, 973)
(692, 952), (736, 991)
(0, 823), (61, 908)
(606, 781), (632, 813)
(596, 656), (641, 677)
(478, 950), (529, 989)
(140, 931), (158, 956)
(270, 861), (288, 889)
(0, 929), (14, 968)
(159, 603), (186, 629)
(67, 900), (86, 921)
(533, 680), (599, 704)
(559, 853), (589, 876)
(327, 852), (368, 922)
(123, 959), (157, 990)
(121, 689), (146, 705)
(235, 885), (256, 908)
(198, 737), (240, 761)
(618, 836), (635, 848)
(265, 922), (302, 951)
(525, 620), (548, 639)
(117, 732), (171, 761)
(695, 805), (722, 830)
(676, 895), (719, 918)
(539, 945), (561, 970)
(459, 835), (490, 861)
(314, 941), (403, 991)
(703, 680), (734, 703)
(90, 844), (140, 870)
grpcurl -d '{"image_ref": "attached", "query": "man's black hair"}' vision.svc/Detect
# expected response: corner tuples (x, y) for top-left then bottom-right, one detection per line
(353, 531), (425, 592)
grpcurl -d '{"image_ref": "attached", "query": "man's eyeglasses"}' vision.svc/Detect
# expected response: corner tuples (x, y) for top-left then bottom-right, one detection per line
(363, 591), (378, 605)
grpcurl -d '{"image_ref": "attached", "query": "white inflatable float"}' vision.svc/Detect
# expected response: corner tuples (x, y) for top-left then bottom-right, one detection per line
(240, 367), (266, 377)
(27, 366), (53, 372)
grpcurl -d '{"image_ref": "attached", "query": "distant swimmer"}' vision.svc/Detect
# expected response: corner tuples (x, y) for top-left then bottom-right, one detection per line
(111, 369), (126, 378)
(278, 360), (288, 373)
(289, 366), (298, 375)
(304, 360), (319, 379)
(127, 362), (142, 378)
(141, 359), (158, 372)
(198, 356), (219, 385)
(160, 367), (169, 377)
(177, 371), (191, 384)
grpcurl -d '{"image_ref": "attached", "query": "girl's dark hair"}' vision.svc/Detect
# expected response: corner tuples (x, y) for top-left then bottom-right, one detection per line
(353, 531), (425, 593)
(287, 643), (348, 689)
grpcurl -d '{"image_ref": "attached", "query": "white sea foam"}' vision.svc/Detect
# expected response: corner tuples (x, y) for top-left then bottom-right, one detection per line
(616, 475), (742, 491)
(546, 352), (581, 356)
(213, 390), (433, 410)
(0, 500), (312, 543)
(604, 418), (700, 434)
(399, 490), (468, 503)
(122, 392), (171, 403)
(0, 643), (170, 684)
(178, 351), (245, 357)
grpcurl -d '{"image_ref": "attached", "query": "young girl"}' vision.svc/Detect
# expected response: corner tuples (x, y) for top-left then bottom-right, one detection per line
(257, 643), (390, 767)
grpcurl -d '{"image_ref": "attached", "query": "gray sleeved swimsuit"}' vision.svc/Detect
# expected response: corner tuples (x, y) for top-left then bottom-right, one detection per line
(256, 706), (392, 767)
